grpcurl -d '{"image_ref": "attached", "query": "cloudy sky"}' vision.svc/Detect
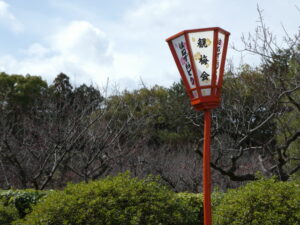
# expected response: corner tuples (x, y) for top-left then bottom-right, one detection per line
(0, 0), (299, 90)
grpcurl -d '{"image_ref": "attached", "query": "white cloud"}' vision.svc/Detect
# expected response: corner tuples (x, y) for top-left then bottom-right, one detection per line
(0, 14), (175, 90)
(106, 0), (299, 87)
(0, 55), (17, 72)
(122, 0), (214, 36)
(104, 0), (218, 88)
(23, 43), (50, 58)
(0, 0), (234, 89)
(1, 0), (299, 90)
(0, 1), (22, 32)
(51, 21), (112, 64)
(0, 21), (113, 86)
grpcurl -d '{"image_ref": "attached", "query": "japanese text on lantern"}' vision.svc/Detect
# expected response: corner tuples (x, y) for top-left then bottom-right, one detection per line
(216, 39), (222, 70)
(178, 41), (195, 86)
(196, 37), (211, 82)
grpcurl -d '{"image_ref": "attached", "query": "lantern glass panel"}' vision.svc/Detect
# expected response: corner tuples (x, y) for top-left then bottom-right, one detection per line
(188, 31), (214, 95)
(216, 32), (225, 85)
(171, 35), (196, 91)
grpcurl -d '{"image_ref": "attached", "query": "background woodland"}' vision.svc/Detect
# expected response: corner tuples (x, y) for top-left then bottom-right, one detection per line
(0, 18), (299, 192)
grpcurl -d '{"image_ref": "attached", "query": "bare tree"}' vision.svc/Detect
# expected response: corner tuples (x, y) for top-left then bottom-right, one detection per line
(192, 7), (300, 182)
(0, 74), (145, 189)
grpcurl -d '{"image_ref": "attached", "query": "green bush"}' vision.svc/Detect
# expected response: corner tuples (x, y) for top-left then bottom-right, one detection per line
(8, 176), (300, 225)
(15, 173), (201, 225)
(0, 189), (47, 219)
(175, 192), (203, 224)
(0, 202), (19, 225)
(174, 191), (226, 225)
(213, 178), (300, 225)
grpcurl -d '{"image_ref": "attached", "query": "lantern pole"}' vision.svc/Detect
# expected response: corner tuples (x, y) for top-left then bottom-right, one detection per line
(203, 109), (212, 225)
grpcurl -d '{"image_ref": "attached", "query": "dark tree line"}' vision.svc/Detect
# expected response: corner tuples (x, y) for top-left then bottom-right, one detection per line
(0, 73), (145, 189)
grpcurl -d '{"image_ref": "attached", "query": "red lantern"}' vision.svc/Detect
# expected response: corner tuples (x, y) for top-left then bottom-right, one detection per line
(166, 27), (230, 110)
(166, 27), (230, 225)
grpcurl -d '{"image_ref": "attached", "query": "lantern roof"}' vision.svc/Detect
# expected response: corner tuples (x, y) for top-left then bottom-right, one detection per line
(166, 27), (230, 42)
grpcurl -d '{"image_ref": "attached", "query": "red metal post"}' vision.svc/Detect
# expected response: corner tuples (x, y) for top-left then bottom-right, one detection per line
(203, 109), (212, 225)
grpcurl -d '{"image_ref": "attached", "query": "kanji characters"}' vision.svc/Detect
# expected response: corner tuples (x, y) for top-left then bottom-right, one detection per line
(199, 54), (209, 65)
(197, 38), (211, 48)
(200, 71), (210, 81)
(194, 52), (209, 66)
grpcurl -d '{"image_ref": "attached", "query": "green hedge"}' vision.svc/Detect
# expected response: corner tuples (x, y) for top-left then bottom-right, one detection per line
(0, 189), (47, 224)
(1, 175), (299, 225)
(213, 178), (300, 225)
(15, 173), (202, 225)
(175, 192), (203, 224)
(0, 202), (19, 225)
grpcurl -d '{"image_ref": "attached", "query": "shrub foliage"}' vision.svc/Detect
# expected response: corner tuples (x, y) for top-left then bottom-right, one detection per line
(0, 175), (298, 225)
(15, 173), (202, 225)
(0, 189), (46, 224)
(0, 202), (18, 225)
(213, 178), (300, 225)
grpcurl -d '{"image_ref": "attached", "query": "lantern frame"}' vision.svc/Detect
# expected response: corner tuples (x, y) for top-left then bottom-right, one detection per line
(166, 27), (230, 111)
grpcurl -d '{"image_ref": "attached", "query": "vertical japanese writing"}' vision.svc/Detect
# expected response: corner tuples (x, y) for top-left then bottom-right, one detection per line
(195, 37), (212, 82)
(178, 41), (194, 86)
(216, 39), (222, 70)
